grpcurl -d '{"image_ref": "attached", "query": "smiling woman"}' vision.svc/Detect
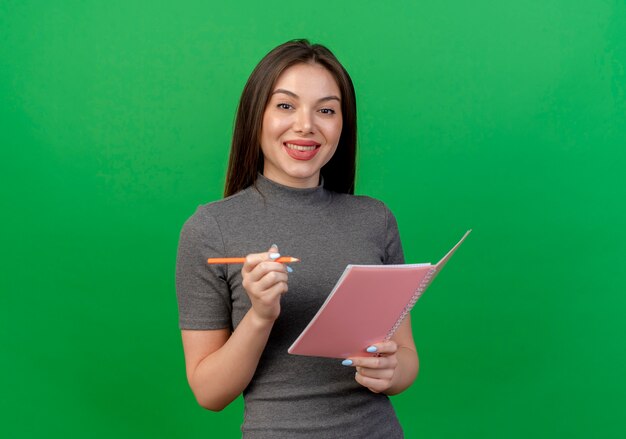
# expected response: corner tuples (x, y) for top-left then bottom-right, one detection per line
(260, 63), (343, 188)
(224, 40), (358, 197)
(175, 39), (418, 438)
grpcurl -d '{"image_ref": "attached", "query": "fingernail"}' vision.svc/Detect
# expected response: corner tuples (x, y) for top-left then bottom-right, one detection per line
(366, 346), (378, 353)
(341, 359), (353, 366)
(286, 265), (293, 273)
(269, 252), (281, 260)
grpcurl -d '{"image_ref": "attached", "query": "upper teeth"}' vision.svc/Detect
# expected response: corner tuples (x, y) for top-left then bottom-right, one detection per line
(286, 143), (317, 151)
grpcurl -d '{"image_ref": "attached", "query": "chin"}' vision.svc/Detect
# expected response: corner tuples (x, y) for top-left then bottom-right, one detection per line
(286, 167), (320, 180)
(275, 168), (319, 186)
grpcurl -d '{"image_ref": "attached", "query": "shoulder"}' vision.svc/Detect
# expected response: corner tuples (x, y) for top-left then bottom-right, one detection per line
(179, 189), (258, 245)
(201, 187), (257, 217)
(184, 187), (256, 226)
(177, 190), (259, 266)
(331, 192), (395, 218)
(329, 192), (400, 235)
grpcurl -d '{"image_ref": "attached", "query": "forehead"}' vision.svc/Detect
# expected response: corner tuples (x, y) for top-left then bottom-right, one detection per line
(272, 63), (341, 97)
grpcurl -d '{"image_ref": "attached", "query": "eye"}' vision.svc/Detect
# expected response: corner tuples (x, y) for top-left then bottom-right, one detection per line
(319, 108), (336, 115)
(277, 103), (293, 110)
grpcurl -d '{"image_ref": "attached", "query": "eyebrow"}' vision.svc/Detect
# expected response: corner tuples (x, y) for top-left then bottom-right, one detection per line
(271, 88), (341, 103)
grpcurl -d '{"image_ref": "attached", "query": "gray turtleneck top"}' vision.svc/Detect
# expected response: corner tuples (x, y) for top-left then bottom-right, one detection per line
(176, 174), (405, 438)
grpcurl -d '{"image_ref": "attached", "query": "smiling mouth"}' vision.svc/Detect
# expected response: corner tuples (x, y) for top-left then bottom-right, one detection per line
(284, 142), (320, 151)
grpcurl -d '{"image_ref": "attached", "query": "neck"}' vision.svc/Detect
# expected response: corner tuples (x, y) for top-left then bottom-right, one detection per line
(261, 170), (321, 189)
(250, 173), (332, 212)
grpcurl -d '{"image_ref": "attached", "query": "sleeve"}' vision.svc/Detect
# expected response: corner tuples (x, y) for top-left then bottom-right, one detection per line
(175, 206), (232, 330)
(383, 205), (405, 265)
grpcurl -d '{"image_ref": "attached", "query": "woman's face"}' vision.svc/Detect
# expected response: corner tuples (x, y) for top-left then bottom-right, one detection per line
(260, 62), (343, 188)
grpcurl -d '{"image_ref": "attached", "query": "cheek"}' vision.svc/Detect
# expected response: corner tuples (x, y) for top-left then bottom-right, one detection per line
(264, 114), (290, 137)
(261, 116), (286, 156)
(325, 118), (343, 145)
(320, 143), (339, 168)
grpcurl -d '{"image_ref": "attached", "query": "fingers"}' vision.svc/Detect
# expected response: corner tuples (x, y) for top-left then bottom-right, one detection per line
(341, 340), (397, 364)
(251, 280), (289, 307)
(242, 245), (281, 275)
(354, 372), (391, 393)
(242, 246), (287, 279)
(356, 365), (395, 380)
(244, 260), (288, 284)
(342, 341), (399, 393)
(348, 355), (397, 394)
(365, 341), (398, 355)
(255, 269), (289, 292)
(343, 352), (398, 371)
(241, 245), (291, 322)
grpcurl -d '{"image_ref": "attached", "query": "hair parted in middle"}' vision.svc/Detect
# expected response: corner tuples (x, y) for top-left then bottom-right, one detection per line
(224, 39), (357, 197)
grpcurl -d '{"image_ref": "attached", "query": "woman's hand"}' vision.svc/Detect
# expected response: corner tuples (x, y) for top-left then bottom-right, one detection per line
(182, 244), (292, 411)
(241, 245), (290, 323)
(342, 341), (399, 394)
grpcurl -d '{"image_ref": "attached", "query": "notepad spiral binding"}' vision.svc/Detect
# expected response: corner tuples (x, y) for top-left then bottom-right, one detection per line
(384, 267), (438, 341)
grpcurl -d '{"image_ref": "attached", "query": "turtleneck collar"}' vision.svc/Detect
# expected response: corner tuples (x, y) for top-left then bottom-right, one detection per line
(250, 173), (333, 212)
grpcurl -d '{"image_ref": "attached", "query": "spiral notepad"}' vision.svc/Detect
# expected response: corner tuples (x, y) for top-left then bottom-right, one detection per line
(288, 230), (471, 359)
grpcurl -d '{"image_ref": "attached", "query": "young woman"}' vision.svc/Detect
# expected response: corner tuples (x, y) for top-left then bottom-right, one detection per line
(176, 39), (418, 438)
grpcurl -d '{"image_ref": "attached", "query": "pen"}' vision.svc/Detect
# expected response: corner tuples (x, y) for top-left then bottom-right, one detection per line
(207, 257), (301, 264)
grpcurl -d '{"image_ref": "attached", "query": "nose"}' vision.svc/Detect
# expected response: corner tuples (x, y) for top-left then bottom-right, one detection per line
(294, 108), (314, 134)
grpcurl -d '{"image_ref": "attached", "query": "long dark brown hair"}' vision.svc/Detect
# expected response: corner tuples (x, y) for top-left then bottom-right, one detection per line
(224, 39), (357, 197)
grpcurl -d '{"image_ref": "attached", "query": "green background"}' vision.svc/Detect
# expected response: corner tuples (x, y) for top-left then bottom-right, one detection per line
(2, 1), (625, 437)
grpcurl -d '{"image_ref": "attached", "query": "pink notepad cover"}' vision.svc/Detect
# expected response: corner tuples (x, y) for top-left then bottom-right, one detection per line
(288, 230), (471, 359)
